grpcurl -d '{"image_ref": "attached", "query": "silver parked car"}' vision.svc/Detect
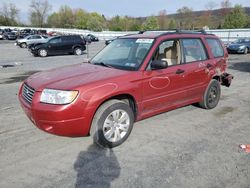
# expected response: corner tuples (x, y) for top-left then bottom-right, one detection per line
(16, 35), (49, 48)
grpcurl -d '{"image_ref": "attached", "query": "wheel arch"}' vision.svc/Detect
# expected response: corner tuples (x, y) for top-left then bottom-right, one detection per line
(72, 45), (83, 51)
(212, 75), (221, 82)
(88, 93), (138, 135)
(97, 94), (137, 120)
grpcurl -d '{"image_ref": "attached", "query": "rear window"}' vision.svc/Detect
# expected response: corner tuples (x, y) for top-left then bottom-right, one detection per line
(206, 38), (224, 58)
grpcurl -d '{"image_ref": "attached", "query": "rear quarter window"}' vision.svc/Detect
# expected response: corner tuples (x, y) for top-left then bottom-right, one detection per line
(206, 38), (224, 58)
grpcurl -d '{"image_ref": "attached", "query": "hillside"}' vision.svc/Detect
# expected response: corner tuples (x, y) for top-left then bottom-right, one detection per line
(137, 7), (250, 29)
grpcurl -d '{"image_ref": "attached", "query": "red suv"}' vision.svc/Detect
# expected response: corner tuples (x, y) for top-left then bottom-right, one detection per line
(19, 30), (233, 147)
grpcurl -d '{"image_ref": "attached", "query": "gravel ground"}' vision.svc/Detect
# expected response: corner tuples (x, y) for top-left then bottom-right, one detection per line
(0, 40), (249, 188)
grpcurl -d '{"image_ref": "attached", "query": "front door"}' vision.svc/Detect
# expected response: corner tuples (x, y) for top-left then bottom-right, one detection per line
(141, 39), (188, 117)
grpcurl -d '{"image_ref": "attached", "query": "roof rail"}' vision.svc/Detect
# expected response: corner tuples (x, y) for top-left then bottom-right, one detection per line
(137, 29), (210, 37)
(175, 29), (207, 34)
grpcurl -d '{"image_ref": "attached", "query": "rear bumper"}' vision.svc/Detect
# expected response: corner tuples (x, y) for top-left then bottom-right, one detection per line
(221, 73), (233, 87)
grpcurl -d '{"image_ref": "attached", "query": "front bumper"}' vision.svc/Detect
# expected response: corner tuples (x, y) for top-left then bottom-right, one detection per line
(18, 83), (92, 137)
(30, 49), (39, 55)
(227, 48), (245, 54)
(7, 37), (17, 40)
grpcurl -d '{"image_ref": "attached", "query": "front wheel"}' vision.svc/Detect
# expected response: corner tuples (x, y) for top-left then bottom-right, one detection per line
(20, 43), (27, 48)
(38, 49), (48, 57)
(244, 48), (248, 54)
(91, 99), (134, 148)
(199, 79), (221, 109)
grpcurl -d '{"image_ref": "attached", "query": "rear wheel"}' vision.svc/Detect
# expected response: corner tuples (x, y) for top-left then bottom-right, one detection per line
(74, 47), (82, 55)
(199, 79), (221, 109)
(20, 43), (27, 48)
(91, 99), (134, 148)
(38, 49), (48, 57)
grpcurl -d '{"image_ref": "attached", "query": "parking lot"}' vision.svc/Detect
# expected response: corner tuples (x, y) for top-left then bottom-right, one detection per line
(0, 40), (249, 188)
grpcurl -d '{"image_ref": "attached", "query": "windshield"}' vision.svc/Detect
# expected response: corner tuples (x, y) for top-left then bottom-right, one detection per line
(91, 38), (154, 71)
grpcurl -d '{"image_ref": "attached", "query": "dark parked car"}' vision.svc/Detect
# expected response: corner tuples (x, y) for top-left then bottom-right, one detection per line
(30, 35), (86, 57)
(19, 30), (233, 147)
(227, 38), (250, 54)
(3, 32), (17, 40)
(87, 34), (99, 42)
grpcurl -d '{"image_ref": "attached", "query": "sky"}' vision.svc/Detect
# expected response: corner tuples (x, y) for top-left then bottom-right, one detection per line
(1, 0), (250, 23)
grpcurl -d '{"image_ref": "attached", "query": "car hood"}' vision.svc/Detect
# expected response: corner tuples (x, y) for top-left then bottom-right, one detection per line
(26, 63), (130, 91)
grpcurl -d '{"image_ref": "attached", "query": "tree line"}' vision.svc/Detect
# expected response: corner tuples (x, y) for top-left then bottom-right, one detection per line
(0, 0), (249, 31)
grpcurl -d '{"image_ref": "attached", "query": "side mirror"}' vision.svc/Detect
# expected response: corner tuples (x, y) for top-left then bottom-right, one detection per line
(151, 60), (168, 70)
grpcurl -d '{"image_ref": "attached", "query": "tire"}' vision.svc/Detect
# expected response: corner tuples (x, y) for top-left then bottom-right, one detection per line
(244, 48), (248, 54)
(199, 79), (221, 109)
(38, 49), (48, 57)
(20, 43), (27, 48)
(91, 99), (134, 148)
(82, 45), (86, 51)
(74, 47), (82, 55)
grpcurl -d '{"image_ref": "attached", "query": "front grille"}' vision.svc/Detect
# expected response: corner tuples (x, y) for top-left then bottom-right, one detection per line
(22, 83), (35, 104)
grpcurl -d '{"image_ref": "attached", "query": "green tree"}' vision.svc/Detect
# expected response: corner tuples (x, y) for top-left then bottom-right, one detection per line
(128, 19), (141, 31)
(142, 16), (159, 30)
(223, 5), (247, 28)
(247, 16), (250, 28)
(75, 9), (88, 29)
(108, 16), (142, 31)
(86, 12), (105, 31)
(0, 3), (19, 26)
(47, 12), (60, 27)
(168, 19), (176, 29)
(58, 5), (75, 28)
(109, 16), (123, 31)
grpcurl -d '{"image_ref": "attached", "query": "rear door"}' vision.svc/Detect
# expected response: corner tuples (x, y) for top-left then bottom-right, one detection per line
(205, 38), (227, 73)
(61, 36), (74, 53)
(180, 38), (212, 100)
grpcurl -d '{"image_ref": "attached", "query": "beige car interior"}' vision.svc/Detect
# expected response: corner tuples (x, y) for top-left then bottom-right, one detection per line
(160, 40), (181, 66)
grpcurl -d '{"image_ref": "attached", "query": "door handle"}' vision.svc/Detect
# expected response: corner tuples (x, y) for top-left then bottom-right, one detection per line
(176, 69), (185, 74)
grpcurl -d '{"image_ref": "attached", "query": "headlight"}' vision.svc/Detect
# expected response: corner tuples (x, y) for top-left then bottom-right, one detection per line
(40, 89), (78, 104)
(239, 45), (245, 49)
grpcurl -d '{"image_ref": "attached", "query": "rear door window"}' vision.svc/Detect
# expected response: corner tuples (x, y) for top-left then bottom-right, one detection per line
(49, 37), (62, 44)
(182, 39), (207, 63)
(206, 38), (224, 58)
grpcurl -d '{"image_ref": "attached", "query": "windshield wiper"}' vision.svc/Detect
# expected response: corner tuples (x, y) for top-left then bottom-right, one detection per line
(94, 62), (114, 68)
